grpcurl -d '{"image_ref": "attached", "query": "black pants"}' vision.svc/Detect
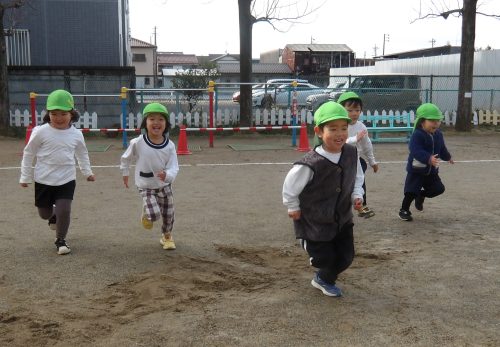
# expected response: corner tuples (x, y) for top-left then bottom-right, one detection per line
(301, 223), (354, 284)
(401, 172), (445, 210)
(360, 157), (368, 206)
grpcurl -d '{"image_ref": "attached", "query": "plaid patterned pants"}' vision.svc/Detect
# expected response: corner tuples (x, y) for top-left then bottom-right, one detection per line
(139, 185), (174, 234)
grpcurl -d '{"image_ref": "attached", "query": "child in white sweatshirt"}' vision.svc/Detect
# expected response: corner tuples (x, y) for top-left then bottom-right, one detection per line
(337, 92), (379, 218)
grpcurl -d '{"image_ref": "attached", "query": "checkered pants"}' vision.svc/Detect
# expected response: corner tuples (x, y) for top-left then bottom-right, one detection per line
(139, 185), (174, 234)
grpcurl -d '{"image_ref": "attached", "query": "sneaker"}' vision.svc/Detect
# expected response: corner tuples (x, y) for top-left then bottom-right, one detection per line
(415, 195), (425, 211)
(141, 210), (153, 230)
(48, 215), (57, 230)
(399, 209), (413, 221)
(358, 206), (375, 218)
(311, 273), (342, 297)
(160, 234), (176, 250)
(55, 238), (71, 255)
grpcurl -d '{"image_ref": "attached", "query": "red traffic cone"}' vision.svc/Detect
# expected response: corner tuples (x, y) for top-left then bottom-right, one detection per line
(176, 125), (192, 155)
(297, 122), (311, 152)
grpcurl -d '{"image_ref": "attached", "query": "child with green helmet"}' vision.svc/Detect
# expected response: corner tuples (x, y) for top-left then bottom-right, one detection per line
(399, 103), (454, 221)
(282, 101), (364, 297)
(20, 89), (95, 255)
(337, 91), (379, 218)
(120, 102), (179, 250)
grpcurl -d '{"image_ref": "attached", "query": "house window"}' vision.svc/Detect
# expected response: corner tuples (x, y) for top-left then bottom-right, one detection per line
(132, 53), (146, 62)
(145, 77), (150, 85)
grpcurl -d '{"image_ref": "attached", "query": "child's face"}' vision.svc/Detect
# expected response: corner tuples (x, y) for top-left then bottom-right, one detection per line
(344, 102), (362, 123)
(49, 110), (72, 130)
(145, 113), (167, 137)
(314, 119), (348, 153)
(421, 119), (441, 133)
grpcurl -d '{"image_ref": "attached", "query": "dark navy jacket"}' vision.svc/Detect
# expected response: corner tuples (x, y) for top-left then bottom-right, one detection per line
(406, 127), (451, 176)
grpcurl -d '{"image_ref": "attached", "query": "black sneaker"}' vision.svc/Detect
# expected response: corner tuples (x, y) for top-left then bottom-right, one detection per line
(399, 209), (413, 221)
(55, 238), (71, 255)
(415, 195), (425, 211)
(48, 215), (57, 230)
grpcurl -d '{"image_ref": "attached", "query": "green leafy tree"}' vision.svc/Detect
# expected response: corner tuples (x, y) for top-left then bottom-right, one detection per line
(171, 62), (220, 113)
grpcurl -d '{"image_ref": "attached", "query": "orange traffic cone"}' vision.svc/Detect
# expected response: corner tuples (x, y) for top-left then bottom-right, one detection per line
(297, 121), (311, 152)
(176, 125), (192, 155)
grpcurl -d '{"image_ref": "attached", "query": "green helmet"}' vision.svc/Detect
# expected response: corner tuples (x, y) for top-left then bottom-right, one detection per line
(416, 103), (443, 120)
(143, 102), (169, 118)
(337, 91), (361, 105)
(314, 101), (351, 126)
(46, 89), (74, 111)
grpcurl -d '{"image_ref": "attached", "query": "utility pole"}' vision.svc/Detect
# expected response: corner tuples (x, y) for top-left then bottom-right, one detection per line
(382, 33), (390, 56)
(429, 38), (436, 47)
(373, 44), (379, 57)
(153, 26), (158, 87)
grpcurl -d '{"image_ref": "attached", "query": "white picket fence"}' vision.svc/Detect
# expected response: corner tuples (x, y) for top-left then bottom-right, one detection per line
(10, 108), (499, 129)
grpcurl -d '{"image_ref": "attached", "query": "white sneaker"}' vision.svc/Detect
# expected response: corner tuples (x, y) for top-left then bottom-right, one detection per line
(55, 238), (71, 255)
(160, 234), (176, 250)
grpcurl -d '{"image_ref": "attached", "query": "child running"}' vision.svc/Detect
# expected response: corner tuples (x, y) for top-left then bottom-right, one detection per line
(120, 102), (179, 250)
(337, 91), (379, 218)
(399, 103), (454, 221)
(283, 101), (364, 297)
(20, 89), (95, 255)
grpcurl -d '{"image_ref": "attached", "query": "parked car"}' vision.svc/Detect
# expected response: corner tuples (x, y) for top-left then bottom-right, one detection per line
(233, 78), (308, 104)
(252, 82), (328, 108)
(232, 84), (266, 103)
(305, 80), (348, 111)
(309, 74), (422, 112)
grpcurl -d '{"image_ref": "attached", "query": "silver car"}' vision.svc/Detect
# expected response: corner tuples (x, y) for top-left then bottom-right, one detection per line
(253, 82), (329, 108)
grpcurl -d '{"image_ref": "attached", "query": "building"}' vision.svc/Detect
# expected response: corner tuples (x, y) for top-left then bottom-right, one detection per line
(4, 0), (131, 67)
(131, 38), (157, 88)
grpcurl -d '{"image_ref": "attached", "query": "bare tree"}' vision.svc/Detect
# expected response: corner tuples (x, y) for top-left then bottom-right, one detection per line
(414, 0), (500, 131)
(238, 0), (323, 126)
(0, 0), (25, 135)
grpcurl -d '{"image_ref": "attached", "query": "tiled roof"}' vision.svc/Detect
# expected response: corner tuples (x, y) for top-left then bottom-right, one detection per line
(157, 53), (199, 65)
(130, 37), (156, 48)
(285, 44), (352, 52)
(217, 63), (292, 74)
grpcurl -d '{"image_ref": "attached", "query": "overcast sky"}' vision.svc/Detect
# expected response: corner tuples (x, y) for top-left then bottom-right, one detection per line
(128, 0), (500, 58)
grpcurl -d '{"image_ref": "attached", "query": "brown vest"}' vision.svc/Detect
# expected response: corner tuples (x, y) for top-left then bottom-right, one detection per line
(293, 144), (357, 241)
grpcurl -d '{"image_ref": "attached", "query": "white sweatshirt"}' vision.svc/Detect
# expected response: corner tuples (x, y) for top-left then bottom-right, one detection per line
(282, 146), (365, 212)
(346, 121), (377, 167)
(20, 123), (93, 185)
(120, 134), (179, 189)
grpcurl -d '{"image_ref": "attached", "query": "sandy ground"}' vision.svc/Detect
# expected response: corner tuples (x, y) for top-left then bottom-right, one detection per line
(0, 129), (499, 346)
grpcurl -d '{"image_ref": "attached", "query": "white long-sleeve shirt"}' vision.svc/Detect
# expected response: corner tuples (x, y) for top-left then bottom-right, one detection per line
(20, 123), (93, 185)
(346, 121), (377, 167)
(282, 146), (364, 212)
(120, 134), (179, 189)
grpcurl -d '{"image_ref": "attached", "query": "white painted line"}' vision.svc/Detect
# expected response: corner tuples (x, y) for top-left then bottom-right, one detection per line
(1, 159), (500, 171)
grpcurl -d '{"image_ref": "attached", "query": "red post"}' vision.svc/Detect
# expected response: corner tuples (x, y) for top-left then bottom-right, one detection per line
(208, 80), (215, 147)
(25, 92), (38, 144)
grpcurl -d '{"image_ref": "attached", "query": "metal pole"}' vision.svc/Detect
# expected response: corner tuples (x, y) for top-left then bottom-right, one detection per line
(120, 87), (128, 149)
(291, 81), (298, 146)
(208, 81), (215, 147)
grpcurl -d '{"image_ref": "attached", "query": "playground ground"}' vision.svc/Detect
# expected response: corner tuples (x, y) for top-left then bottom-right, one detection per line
(0, 129), (499, 346)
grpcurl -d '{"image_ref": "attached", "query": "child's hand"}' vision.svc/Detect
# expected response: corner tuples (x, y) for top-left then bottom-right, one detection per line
(372, 163), (379, 173)
(20, 183), (29, 188)
(430, 154), (440, 167)
(356, 129), (368, 141)
(87, 175), (95, 182)
(449, 159), (455, 164)
(353, 198), (363, 211)
(123, 176), (129, 188)
(156, 170), (167, 182)
(288, 210), (301, 220)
